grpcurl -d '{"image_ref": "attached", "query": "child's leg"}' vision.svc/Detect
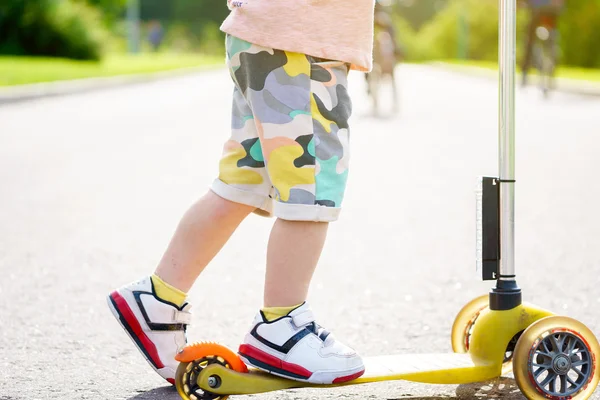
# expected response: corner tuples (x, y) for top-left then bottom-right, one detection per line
(106, 191), (255, 384)
(227, 36), (364, 384)
(264, 220), (328, 307)
(107, 39), (274, 384)
(154, 190), (255, 293)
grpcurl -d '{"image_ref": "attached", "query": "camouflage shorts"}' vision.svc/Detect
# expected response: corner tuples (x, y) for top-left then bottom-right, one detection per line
(211, 35), (352, 222)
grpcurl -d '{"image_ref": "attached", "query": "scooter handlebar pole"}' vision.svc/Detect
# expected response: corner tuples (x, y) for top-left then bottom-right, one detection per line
(498, 0), (517, 280)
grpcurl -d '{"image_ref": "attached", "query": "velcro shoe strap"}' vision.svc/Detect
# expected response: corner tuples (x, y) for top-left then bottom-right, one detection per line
(173, 310), (192, 325)
(291, 310), (315, 327)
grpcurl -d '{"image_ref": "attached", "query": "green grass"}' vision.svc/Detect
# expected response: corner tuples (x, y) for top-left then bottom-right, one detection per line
(0, 53), (224, 86)
(439, 59), (600, 82)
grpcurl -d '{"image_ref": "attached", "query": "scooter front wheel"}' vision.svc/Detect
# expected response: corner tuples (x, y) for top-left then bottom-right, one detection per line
(513, 316), (600, 400)
(451, 295), (489, 354)
(451, 294), (514, 374)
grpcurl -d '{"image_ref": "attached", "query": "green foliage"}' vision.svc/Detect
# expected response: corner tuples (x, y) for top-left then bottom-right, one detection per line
(196, 22), (225, 55)
(75, 0), (126, 25)
(0, 0), (108, 60)
(135, 0), (228, 54)
(160, 21), (225, 55)
(172, 0), (229, 24)
(0, 53), (223, 86)
(84, 0), (126, 16)
(392, 14), (425, 60)
(396, 0), (600, 68)
(395, 0), (449, 30)
(413, 0), (528, 61)
(139, 0), (229, 24)
(559, 0), (600, 68)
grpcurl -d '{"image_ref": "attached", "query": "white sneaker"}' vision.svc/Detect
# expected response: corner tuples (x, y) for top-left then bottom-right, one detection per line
(106, 276), (191, 384)
(238, 302), (365, 384)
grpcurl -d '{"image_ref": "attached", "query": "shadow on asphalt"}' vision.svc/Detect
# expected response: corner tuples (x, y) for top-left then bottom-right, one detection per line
(128, 377), (523, 400)
(128, 386), (180, 400)
(390, 377), (523, 399)
(454, 377), (522, 399)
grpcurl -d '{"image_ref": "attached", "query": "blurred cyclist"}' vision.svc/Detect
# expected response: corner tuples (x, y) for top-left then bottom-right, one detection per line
(366, 3), (402, 80)
(374, 2), (403, 62)
(521, 0), (565, 86)
(366, 1), (403, 114)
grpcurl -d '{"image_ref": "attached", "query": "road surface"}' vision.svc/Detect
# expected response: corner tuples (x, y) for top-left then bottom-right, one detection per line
(1, 65), (599, 399)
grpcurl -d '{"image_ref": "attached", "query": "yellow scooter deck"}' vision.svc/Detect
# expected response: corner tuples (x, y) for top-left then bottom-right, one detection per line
(354, 353), (494, 384)
(196, 353), (498, 395)
(181, 303), (555, 397)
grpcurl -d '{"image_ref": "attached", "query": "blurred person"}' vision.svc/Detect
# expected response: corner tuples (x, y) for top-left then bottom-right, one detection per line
(148, 20), (164, 52)
(521, 0), (565, 86)
(366, 3), (403, 88)
(374, 2), (403, 61)
(107, 0), (376, 386)
(367, 4), (403, 114)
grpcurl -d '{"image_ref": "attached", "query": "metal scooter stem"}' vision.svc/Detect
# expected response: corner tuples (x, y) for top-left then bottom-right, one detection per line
(489, 0), (521, 310)
(498, 0), (516, 280)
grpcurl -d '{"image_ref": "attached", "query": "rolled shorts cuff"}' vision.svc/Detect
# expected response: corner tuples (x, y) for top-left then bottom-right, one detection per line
(211, 179), (341, 222)
(211, 179), (273, 216)
(273, 202), (341, 222)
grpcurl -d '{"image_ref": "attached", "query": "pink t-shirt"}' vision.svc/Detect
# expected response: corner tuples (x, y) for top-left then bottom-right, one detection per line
(220, 0), (375, 72)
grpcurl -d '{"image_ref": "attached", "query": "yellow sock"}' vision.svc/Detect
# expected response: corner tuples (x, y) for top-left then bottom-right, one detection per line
(151, 274), (187, 307)
(262, 303), (304, 322)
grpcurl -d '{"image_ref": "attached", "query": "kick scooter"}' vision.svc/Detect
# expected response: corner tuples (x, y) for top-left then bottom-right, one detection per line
(174, 1), (600, 399)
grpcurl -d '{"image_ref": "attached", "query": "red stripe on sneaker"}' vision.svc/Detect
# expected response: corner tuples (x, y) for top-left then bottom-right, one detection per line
(166, 378), (175, 385)
(110, 291), (165, 369)
(333, 369), (365, 384)
(239, 344), (312, 378)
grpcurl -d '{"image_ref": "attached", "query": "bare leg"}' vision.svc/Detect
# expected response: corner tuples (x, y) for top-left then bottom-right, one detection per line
(154, 190), (255, 292)
(263, 219), (329, 307)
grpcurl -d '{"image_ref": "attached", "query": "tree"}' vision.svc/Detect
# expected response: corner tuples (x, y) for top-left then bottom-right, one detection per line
(395, 0), (449, 30)
(0, 0), (106, 59)
(559, 0), (600, 68)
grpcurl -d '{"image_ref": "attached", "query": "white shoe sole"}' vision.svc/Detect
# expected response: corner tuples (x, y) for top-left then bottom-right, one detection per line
(239, 354), (365, 384)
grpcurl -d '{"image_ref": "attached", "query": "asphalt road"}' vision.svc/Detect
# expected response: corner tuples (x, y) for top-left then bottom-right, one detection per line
(1, 65), (599, 400)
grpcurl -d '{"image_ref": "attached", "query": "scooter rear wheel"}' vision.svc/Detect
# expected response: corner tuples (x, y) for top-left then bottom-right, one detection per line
(175, 342), (247, 400)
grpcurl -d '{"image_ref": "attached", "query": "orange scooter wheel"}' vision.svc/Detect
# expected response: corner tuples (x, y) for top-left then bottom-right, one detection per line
(175, 342), (248, 400)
